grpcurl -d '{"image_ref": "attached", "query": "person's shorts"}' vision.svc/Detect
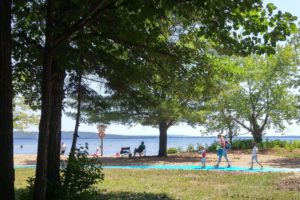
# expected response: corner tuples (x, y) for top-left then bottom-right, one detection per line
(201, 157), (206, 163)
(217, 148), (223, 156)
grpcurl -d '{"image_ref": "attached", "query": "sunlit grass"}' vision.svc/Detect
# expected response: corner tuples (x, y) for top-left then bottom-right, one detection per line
(15, 168), (300, 200)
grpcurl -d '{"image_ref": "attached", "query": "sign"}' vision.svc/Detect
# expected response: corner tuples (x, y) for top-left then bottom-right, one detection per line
(98, 131), (105, 138)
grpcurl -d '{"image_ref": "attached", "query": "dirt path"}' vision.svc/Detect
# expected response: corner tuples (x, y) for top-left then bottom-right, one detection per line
(14, 151), (300, 168)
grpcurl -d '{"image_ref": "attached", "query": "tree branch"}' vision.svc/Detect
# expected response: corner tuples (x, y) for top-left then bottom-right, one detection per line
(233, 118), (252, 132)
(53, 0), (110, 49)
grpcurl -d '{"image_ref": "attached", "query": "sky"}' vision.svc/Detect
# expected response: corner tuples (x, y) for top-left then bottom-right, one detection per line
(27, 0), (300, 136)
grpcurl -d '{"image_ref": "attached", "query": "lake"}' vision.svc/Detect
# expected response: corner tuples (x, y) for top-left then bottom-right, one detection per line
(14, 133), (300, 156)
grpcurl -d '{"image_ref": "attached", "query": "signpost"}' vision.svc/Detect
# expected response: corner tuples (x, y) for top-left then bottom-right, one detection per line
(97, 124), (107, 156)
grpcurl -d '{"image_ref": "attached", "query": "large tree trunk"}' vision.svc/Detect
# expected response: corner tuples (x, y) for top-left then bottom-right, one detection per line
(0, 1), (14, 199)
(158, 121), (168, 157)
(46, 60), (65, 200)
(252, 130), (263, 143)
(34, 0), (55, 199)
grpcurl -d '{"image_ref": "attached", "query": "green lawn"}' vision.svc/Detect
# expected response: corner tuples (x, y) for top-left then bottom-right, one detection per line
(15, 168), (300, 200)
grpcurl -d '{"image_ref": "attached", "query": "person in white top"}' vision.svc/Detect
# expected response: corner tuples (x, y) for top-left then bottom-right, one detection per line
(249, 142), (263, 170)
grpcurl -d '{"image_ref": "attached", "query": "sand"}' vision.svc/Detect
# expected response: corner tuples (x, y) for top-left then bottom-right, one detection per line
(14, 150), (300, 169)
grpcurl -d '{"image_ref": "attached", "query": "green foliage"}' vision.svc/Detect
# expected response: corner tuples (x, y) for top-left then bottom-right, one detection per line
(203, 44), (299, 143)
(207, 139), (300, 151)
(60, 146), (104, 200)
(207, 142), (219, 152)
(18, 146), (104, 200)
(176, 147), (183, 153)
(261, 139), (300, 150)
(186, 144), (195, 152)
(167, 147), (178, 154)
(13, 96), (39, 131)
(18, 176), (35, 200)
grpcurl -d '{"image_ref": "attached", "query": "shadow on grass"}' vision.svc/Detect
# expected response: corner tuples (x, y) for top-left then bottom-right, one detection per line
(99, 191), (175, 200)
(15, 188), (175, 200)
(266, 157), (300, 168)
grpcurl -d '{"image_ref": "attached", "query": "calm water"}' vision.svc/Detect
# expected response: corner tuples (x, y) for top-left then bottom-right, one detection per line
(14, 135), (300, 156)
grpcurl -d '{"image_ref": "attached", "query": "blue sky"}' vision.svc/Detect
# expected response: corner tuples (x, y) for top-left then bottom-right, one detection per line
(28, 0), (300, 136)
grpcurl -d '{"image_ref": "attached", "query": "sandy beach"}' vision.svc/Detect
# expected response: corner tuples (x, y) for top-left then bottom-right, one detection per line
(14, 150), (300, 169)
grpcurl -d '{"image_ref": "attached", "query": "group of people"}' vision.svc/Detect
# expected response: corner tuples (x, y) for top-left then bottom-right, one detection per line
(199, 134), (263, 170)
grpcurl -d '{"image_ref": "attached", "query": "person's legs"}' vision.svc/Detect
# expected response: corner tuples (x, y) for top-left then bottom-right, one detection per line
(255, 157), (263, 169)
(215, 155), (222, 168)
(201, 158), (206, 168)
(249, 156), (254, 169)
(223, 149), (231, 167)
(133, 148), (137, 156)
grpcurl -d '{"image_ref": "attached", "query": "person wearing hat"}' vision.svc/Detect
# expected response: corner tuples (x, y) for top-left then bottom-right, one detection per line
(214, 134), (231, 168)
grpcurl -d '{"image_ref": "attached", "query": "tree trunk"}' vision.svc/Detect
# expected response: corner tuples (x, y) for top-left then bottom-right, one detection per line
(158, 121), (168, 157)
(70, 71), (82, 157)
(46, 60), (65, 200)
(228, 129), (233, 146)
(0, 1), (14, 199)
(252, 130), (263, 143)
(34, 0), (55, 199)
(64, 71), (82, 189)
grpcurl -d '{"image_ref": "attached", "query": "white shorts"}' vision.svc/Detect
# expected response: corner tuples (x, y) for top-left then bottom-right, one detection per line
(201, 157), (206, 163)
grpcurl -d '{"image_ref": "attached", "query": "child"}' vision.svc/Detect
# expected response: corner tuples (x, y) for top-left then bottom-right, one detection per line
(249, 142), (263, 170)
(199, 146), (206, 168)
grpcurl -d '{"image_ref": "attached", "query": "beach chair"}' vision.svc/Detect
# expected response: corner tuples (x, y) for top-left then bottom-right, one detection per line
(138, 147), (146, 157)
(120, 147), (132, 158)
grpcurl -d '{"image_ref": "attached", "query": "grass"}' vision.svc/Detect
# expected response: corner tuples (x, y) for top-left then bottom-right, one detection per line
(15, 168), (300, 200)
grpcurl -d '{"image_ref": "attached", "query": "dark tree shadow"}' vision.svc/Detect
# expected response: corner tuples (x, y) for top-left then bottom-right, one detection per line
(99, 155), (200, 166)
(15, 188), (175, 200)
(265, 157), (300, 168)
(98, 191), (175, 200)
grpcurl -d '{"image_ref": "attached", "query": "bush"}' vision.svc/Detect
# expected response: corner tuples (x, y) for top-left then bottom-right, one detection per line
(186, 144), (195, 152)
(20, 146), (104, 200)
(60, 146), (104, 200)
(167, 147), (178, 154)
(176, 147), (184, 153)
(18, 177), (35, 200)
(207, 138), (300, 151)
(207, 142), (219, 152)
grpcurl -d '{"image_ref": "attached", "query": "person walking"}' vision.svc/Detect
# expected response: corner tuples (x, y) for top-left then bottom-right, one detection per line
(214, 134), (231, 168)
(249, 142), (263, 170)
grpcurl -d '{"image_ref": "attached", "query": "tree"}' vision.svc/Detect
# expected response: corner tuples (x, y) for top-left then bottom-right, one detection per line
(13, 96), (40, 131)
(82, 48), (216, 156)
(0, 0), (14, 199)
(66, 1), (298, 156)
(228, 46), (298, 143)
(11, 0), (298, 197)
(201, 83), (242, 145)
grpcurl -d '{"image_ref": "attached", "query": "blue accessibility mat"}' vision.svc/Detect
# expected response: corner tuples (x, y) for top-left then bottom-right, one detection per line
(102, 165), (300, 173)
(15, 164), (300, 173)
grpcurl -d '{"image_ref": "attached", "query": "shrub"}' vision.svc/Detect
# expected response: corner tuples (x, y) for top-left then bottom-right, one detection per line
(167, 147), (178, 154)
(207, 142), (218, 152)
(186, 144), (195, 152)
(176, 147), (183, 153)
(207, 138), (300, 151)
(60, 146), (104, 200)
(18, 177), (35, 200)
